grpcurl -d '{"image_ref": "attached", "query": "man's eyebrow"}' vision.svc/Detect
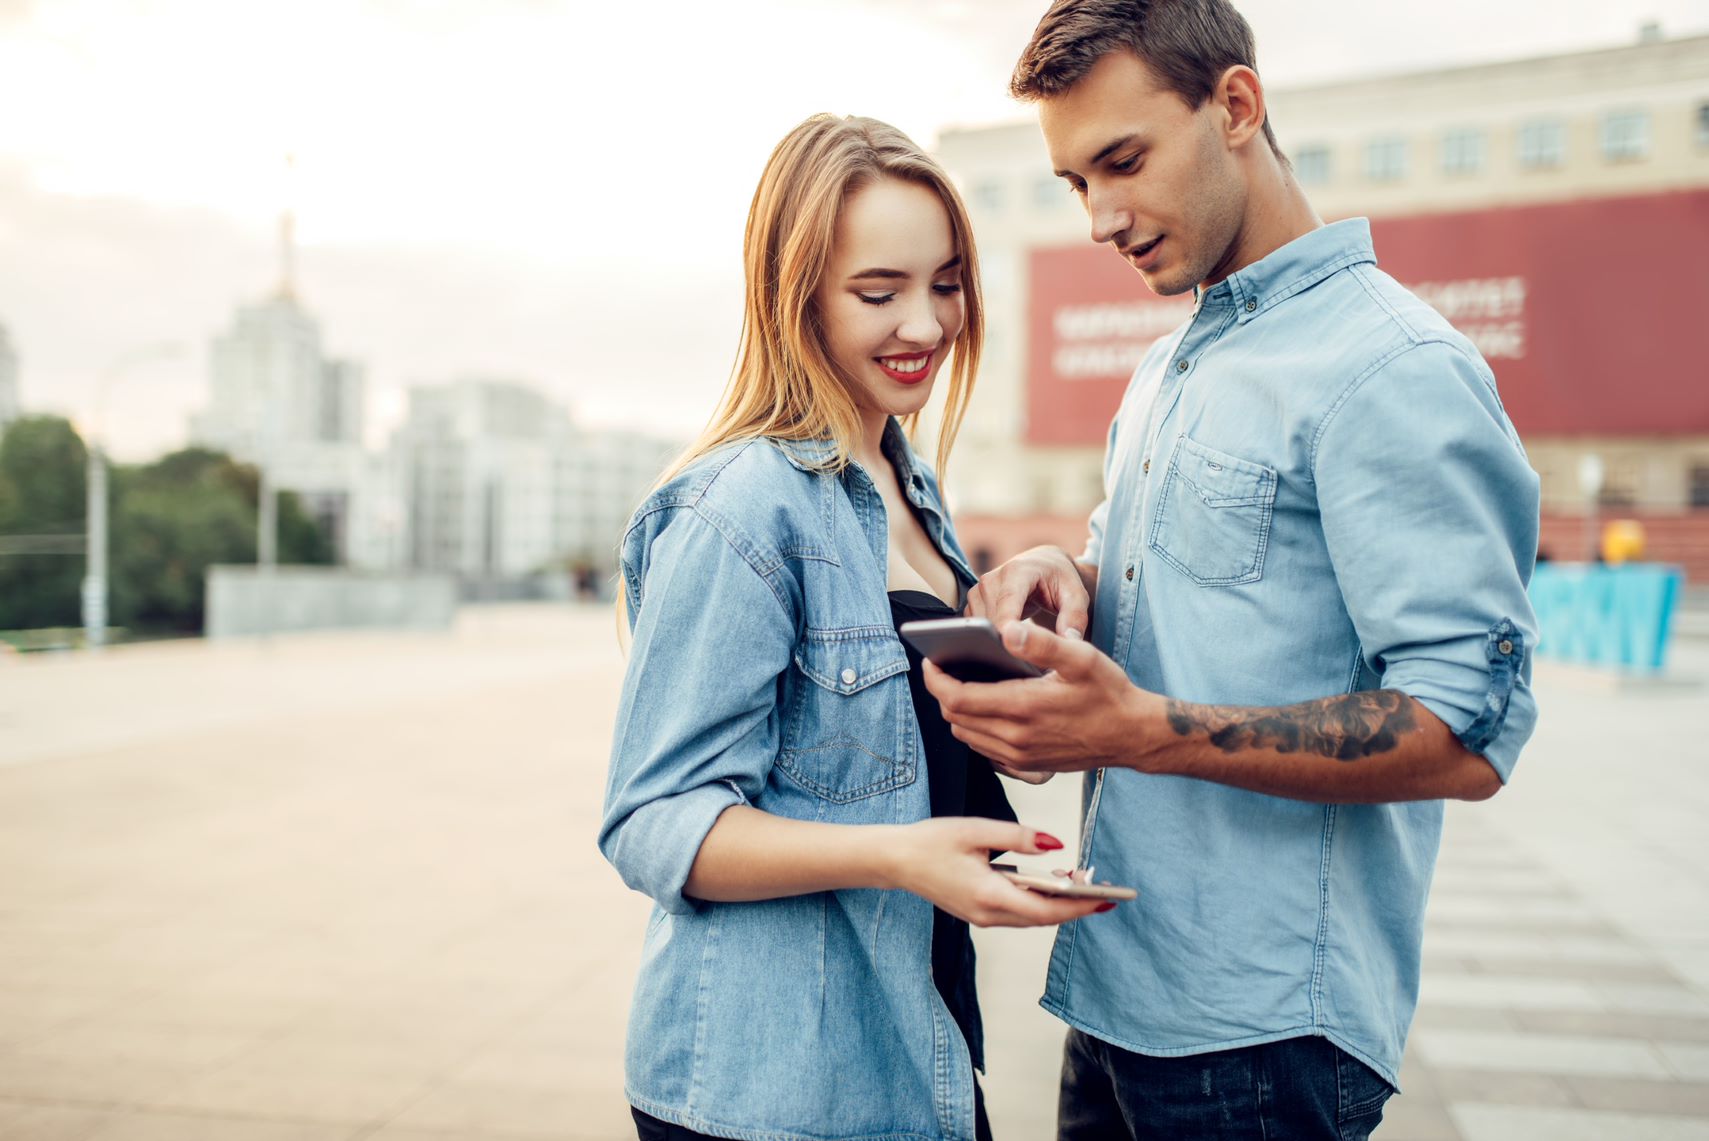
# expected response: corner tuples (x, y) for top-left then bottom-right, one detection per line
(849, 255), (962, 280)
(1054, 133), (1142, 178)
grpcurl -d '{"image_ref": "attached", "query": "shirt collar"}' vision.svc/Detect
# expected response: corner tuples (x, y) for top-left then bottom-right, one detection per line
(1196, 218), (1376, 323)
(774, 419), (925, 493)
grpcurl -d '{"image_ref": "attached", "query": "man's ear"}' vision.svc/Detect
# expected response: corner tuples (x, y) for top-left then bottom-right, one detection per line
(1217, 65), (1266, 150)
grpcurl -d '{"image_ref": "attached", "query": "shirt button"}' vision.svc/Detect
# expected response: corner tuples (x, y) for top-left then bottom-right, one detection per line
(840, 668), (857, 685)
(1497, 639), (1514, 655)
(1245, 298), (1257, 313)
(1175, 360), (1189, 373)
(1125, 565), (1135, 581)
(1142, 459), (1150, 473)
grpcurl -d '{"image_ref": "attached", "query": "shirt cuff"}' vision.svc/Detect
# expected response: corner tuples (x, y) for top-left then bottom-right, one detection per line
(605, 780), (747, 914)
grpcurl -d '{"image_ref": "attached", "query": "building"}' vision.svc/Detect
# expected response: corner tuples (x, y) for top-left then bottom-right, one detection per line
(0, 321), (19, 432)
(394, 377), (678, 591)
(190, 293), (400, 569)
(931, 28), (1709, 578)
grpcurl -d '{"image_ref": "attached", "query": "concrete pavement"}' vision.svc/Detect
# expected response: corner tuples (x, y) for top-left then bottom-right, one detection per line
(0, 603), (1704, 1139)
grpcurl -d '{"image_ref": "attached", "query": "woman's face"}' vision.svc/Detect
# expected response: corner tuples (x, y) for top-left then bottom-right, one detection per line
(815, 177), (965, 427)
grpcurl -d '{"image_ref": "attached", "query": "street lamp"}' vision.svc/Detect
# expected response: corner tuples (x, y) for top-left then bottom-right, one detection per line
(82, 342), (185, 650)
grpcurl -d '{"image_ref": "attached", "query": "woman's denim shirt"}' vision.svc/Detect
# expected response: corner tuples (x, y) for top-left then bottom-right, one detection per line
(600, 422), (985, 1141)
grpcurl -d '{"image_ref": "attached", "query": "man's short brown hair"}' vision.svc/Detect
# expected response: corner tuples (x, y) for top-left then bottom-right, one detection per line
(1010, 0), (1280, 153)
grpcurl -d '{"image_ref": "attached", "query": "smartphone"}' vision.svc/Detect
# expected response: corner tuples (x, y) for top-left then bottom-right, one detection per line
(898, 617), (1044, 682)
(990, 863), (1138, 902)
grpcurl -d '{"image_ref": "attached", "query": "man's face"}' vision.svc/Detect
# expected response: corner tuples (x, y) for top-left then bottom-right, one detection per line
(1039, 50), (1247, 297)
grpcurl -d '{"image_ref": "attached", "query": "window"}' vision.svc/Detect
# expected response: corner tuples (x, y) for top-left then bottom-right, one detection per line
(1441, 128), (1486, 176)
(1364, 137), (1407, 182)
(1601, 109), (1650, 162)
(1293, 145), (1331, 186)
(971, 180), (1005, 212)
(1517, 120), (1566, 170)
(1691, 465), (1709, 508)
(1695, 102), (1709, 149)
(1033, 176), (1064, 208)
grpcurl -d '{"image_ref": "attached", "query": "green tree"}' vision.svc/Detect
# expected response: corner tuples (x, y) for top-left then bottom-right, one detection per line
(108, 448), (334, 633)
(0, 416), (88, 630)
(0, 417), (335, 635)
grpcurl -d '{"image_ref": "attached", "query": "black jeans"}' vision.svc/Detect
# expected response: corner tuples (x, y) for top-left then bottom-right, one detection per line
(1058, 1029), (1393, 1141)
(633, 1077), (993, 1140)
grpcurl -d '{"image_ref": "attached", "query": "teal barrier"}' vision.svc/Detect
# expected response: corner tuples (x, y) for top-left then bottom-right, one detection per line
(1529, 563), (1683, 671)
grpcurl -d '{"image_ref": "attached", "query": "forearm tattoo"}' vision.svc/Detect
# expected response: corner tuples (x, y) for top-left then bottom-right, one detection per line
(1165, 690), (1419, 761)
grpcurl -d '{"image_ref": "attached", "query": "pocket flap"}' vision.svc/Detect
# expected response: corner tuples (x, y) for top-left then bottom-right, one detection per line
(1171, 436), (1276, 507)
(793, 628), (910, 694)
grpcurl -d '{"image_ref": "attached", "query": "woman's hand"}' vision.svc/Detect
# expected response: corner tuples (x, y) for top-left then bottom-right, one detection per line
(884, 818), (1116, 928)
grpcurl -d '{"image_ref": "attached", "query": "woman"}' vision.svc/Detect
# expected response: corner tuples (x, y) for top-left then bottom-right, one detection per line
(600, 114), (1116, 1141)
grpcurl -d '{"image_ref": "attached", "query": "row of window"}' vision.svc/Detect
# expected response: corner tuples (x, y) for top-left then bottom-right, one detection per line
(967, 103), (1709, 209)
(1295, 104), (1709, 186)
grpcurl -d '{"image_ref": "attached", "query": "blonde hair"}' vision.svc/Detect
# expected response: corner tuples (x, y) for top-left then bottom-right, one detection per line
(659, 113), (984, 486)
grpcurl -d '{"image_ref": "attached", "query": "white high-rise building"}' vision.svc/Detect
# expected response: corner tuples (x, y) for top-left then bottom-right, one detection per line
(191, 293), (400, 568)
(395, 377), (678, 587)
(0, 321), (19, 432)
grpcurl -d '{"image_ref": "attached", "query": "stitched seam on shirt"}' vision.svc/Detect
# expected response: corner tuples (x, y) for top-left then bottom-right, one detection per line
(1307, 340), (1435, 480)
(1254, 248), (1373, 318)
(1310, 804), (1337, 1028)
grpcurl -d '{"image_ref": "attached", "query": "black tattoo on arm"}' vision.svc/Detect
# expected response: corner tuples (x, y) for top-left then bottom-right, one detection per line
(1165, 690), (1419, 761)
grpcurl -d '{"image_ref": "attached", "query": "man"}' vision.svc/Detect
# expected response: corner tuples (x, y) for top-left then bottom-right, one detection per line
(921, 1), (1540, 1137)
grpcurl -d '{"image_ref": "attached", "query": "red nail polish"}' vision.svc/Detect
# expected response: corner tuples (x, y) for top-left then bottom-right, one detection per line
(1095, 902), (1117, 913)
(1036, 833), (1064, 851)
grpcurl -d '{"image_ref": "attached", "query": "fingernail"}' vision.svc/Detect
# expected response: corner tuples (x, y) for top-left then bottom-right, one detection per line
(1064, 627), (1084, 640)
(1035, 833), (1064, 851)
(1095, 902), (1117, 913)
(1009, 622), (1029, 650)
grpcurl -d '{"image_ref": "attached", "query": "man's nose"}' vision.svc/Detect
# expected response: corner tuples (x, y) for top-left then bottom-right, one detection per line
(1087, 189), (1133, 247)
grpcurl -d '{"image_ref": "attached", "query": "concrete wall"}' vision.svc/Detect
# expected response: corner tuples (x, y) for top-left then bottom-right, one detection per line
(206, 566), (457, 640)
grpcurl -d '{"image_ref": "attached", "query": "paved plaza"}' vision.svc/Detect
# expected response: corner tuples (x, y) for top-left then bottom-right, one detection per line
(0, 602), (1705, 1140)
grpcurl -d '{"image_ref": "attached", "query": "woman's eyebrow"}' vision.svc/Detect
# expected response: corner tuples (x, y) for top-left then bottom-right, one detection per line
(849, 255), (961, 281)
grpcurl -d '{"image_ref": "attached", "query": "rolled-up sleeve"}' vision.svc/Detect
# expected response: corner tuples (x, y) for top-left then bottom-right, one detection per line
(599, 504), (795, 912)
(1313, 341), (1541, 781)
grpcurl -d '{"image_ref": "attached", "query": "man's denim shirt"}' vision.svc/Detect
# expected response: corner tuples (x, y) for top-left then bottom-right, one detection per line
(601, 421), (987, 1141)
(1049, 219), (1541, 1088)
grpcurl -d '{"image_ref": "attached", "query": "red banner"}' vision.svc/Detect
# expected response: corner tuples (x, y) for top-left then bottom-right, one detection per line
(1025, 189), (1709, 444)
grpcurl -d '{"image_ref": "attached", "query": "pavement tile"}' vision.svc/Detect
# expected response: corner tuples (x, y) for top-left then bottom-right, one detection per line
(1662, 1043), (1709, 1081)
(1410, 1005), (1519, 1033)
(1510, 1010), (1709, 1043)
(383, 1079), (634, 1139)
(16, 1022), (268, 1073)
(1413, 1029), (1672, 1078)
(1417, 975), (1605, 1012)
(0, 1102), (126, 1141)
(1374, 1097), (1463, 1140)
(146, 1066), (437, 1127)
(1425, 1067), (1577, 1107)
(1594, 983), (1709, 1018)
(0, 1055), (202, 1105)
(1567, 1076), (1709, 1116)
(1450, 1102), (1709, 1140)
(82, 1111), (361, 1141)
(1421, 930), (1652, 965)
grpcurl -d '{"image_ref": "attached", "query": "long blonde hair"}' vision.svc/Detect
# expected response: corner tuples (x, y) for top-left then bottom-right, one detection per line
(660, 113), (984, 486)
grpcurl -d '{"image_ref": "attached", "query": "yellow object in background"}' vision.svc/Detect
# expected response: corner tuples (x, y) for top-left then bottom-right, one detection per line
(1601, 519), (1647, 564)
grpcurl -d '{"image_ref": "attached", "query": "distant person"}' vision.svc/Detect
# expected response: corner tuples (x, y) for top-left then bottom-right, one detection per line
(599, 113), (1117, 1141)
(922, 2), (1542, 1138)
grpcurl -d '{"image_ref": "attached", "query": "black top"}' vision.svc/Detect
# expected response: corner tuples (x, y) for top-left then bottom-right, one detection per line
(889, 587), (1016, 1070)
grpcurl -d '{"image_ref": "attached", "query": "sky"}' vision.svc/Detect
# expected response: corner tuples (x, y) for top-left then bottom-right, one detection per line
(2, 0), (1707, 459)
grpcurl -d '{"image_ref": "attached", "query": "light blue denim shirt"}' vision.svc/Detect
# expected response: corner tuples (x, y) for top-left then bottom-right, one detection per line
(1048, 219), (1540, 1088)
(601, 421), (987, 1141)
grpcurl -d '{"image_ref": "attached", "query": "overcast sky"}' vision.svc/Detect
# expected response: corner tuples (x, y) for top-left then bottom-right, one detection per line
(2, 0), (1706, 459)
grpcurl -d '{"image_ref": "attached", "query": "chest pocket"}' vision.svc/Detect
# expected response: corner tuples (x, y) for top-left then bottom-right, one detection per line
(778, 628), (915, 803)
(1147, 436), (1278, 587)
